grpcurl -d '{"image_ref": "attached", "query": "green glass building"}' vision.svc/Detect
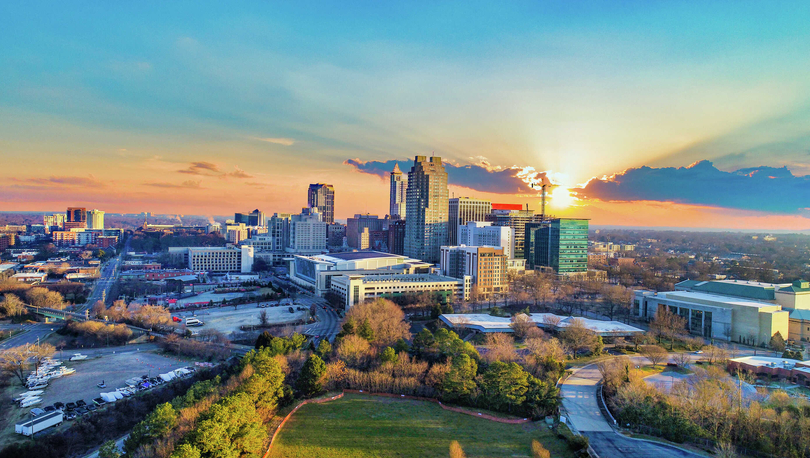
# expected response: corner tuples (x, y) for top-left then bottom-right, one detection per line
(525, 218), (589, 274)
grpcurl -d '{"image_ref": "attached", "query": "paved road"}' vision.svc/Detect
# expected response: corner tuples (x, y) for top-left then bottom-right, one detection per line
(80, 237), (130, 312)
(265, 276), (341, 343)
(561, 361), (705, 458)
(0, 323), (58, 350)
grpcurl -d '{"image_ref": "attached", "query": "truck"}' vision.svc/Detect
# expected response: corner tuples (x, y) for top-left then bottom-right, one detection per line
(15, 411), (63, 436)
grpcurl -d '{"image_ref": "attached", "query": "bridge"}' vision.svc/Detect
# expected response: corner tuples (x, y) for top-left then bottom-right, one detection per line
(25, 305), (89, 322)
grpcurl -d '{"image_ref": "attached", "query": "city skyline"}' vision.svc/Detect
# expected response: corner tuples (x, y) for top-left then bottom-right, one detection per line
(2, 2), (810, 230)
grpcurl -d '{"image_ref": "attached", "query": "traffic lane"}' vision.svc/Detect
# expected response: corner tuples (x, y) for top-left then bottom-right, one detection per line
(561, 364), (613, 433)
(0, 324), (56, 350)
(587, 432), (704, 458)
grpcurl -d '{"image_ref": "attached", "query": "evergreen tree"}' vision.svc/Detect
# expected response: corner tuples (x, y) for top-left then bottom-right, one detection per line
(357, 318), (375, 342)
(441, 354), (478, 402)
(255, 330), (274, 349)
(98, 440), (121, 458)
(479, 361), (529, 413)
(380, 346), (398, 364)
(297, 354), (327, 396)
(316, 339), (332, 359)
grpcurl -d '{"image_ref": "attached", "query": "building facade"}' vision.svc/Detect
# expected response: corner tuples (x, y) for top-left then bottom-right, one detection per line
(169, 246), (254, 273)
(525, 218), (589, 274)
(404, 156), (449, 264)
(457, 221), (514, 259)
(234, 209), (265, 227)
(346, 214), (385, 249)
(86, 209), (105, 229)
(289, 209), (327, 254)
(387, 219), (406, 255)
(65, 207), (87, 230)
(487, 204), (539, 259)
(308, 183), (335, 224)
(440, 245), (508, 298)
(331, 273), (470, 308)
(448, 197), (492, 246)
(389, 163), (407, 219)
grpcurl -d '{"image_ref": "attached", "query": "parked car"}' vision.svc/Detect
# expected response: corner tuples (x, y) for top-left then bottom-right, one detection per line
(76, 400), (87, 407)
(65, 402), (76, 411)
(65, 412), (77, 420)
(53, 402), (65, 410)
(86, 404), (97, 412)
(93, 398), (106, 406)
(43, 406), (56, 413)
(289, 307), (294, 313)
(75, 407), (88, 416)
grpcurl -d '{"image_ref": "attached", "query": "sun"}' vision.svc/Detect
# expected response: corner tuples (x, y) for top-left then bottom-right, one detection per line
(549, 186), (577, 209)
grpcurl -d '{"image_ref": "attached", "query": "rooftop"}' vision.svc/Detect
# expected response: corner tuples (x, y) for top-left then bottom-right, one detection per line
(321, 251), (401, 262)
(675, 279), (791, 301)
(662, 290), (780, 309)
(439, 313), (643, 335)
(730, 356), (810, 368)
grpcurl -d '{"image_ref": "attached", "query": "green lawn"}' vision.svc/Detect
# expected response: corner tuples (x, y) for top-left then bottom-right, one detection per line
(269, 393), (574, 458)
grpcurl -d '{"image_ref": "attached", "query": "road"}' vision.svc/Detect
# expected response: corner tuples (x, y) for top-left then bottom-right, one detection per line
(80, 237), (130, 312)
(264, 275), (341, 343)
(561, 360), (706, 458)
(0, 323), (58, 350)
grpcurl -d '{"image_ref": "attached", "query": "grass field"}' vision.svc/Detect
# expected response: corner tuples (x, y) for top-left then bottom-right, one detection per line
(269, 393), (575, 458)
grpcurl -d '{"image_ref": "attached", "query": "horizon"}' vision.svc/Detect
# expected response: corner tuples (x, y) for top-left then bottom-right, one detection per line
(2, 2), (810, 229)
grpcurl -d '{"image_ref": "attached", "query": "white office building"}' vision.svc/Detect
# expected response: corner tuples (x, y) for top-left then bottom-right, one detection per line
(331, 273), (471, 308)
(169, 246), (254, 273)
(457, 221), (514, 259)
(288, 208), (327, 254)
(86, 209), (105, 230)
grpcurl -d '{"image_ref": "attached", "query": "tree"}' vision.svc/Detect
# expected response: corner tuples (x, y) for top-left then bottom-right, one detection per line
(336, 334), (371, 367)
(531, 440), (551, 458)
(357, 318), (375, 342)
(0, 345), (31, 385)
(449, 440), (466, 458)
(380, 346), (398, 364)
(479, 361), (529, 413)
(441, 354), (478, 403)
(0, 293), (25, 317)
(171, 444), (202, 458)
(412, 328), (435, 355)
(640, 345), (669, 367)
(316, 339), (332, 359)
(525, 376), (559, 417)
(255, 331), (274, 349)
(510, 314), (535, 340)
(482, 333), (517, 363)
(673, 351), (691, 369)
(559, 319), (599, 357)
(98, 440), (122, 458)
(258, 309), (269, 327)
(650, 307), (687, 350)
(125, 402), (178, 454)
(344, 298), (410, 347)
(769, 331), (786, 352)
(297, 354), (326, 396)
(30, 343), (55, 376)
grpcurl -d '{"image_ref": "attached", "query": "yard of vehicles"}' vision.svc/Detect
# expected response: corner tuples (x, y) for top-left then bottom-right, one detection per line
(12, 365), (199, 436)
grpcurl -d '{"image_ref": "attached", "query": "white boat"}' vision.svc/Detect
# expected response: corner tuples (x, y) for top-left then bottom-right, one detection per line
(20, 397), (42, 408)
(14, 391), (44, 402)
(69, 353), (87, 361)
(56, 367), (75, 376)
(27, 382), (48, 390)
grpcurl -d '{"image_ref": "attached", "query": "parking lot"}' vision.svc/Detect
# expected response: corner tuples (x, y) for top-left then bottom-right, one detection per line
(32, 351), (190, 411)
(174, 303), (309, 335)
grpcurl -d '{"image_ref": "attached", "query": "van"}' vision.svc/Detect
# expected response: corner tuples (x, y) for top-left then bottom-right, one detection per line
(185, 318), (204, 327)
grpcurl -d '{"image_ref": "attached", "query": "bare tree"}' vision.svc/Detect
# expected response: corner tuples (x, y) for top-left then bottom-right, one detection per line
(482, 333), (517, 363)
(0, 345), (32, 385)
(650, 307), (687, 350)
(258, 309), (269, 327)
(510, 314), (535, 340)
(0, 293), (25, 317)
(672, 351), (691, 369)
(559, 318), (598, 357)
(640, 344), (669, 367)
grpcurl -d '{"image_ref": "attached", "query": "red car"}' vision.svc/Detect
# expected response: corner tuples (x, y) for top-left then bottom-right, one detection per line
(172, 316), (182, 322)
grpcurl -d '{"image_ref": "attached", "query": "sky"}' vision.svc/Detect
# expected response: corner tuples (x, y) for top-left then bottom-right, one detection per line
(1, 1), (810, 229)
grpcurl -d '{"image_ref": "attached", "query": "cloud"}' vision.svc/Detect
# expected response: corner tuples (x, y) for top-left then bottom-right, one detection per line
(144, 180), (202, 189)
(10, 175), (104, 188)
(177, 162), (222, 176)
(344, 158), (547, 194)
(573, 160), (810, 214)
(228, 166), (253, 179)
(254, 137), (295, 146)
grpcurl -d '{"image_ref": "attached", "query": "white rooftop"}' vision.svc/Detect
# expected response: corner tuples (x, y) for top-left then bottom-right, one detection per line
(661, 291), (779, 309)
(730, 356), (810, 368)
(440, 313), (644, 336)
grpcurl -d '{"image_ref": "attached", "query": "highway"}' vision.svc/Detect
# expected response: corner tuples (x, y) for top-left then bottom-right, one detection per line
(0, 323), (58, 350)
(80, 237), (130, 312)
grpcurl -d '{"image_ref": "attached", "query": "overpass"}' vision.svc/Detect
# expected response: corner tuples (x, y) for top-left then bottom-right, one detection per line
(25, 305), (88, 322)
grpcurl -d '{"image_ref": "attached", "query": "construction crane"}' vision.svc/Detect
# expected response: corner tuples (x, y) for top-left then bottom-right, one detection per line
(530, 175), (554, 220)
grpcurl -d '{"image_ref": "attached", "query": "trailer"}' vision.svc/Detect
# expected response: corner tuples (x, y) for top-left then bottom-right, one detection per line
(15, 411), (63, 436)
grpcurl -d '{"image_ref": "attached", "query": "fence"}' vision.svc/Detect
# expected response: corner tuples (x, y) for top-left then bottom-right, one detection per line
(626, 420), (779, 458)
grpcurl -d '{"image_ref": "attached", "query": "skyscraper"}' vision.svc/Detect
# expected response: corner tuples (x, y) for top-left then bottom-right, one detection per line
(307, 184), (335, 224)
(87, 209), (105, 229)
(525, 218), (589, 274)
(404, 155), (449, 264)
(65, 207), (87, 230)
(487, 203), (541, 259)
(448, 197), (491, 245)
(389, 163), (407, 219)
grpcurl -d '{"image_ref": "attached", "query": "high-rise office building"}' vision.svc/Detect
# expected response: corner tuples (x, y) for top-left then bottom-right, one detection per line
(387, 219), (406, 255)
(43, 214), (66, 231)
(65, 207), (87, 230)
(327, 223), (347, 247)
(487, 203), (541, 259)
(525, 218), (589, 274)
(87, 209), (105, 229)
(234, 209), (265, 227)
(308, 183), (335, 224)
(457, 221), (514, 259)
(289, 208), (328, 253)
(440, 245), (508, 298)
(389, 163), (407, 219)
(448, 197), (491, 246)
(346, 214), (385, 249)
(404, 155), (449, 264)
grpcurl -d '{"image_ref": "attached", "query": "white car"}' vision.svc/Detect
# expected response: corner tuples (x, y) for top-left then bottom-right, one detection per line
(69, 353), (88, 361)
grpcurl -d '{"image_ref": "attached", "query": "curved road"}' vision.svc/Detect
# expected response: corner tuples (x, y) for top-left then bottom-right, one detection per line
(561, 362), (706, 458)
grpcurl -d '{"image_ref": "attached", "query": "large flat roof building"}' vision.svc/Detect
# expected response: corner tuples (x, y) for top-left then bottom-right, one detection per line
(331, 273), (470, 308)
(169, 246), (254, 273)
(439, 313), (643, 337)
